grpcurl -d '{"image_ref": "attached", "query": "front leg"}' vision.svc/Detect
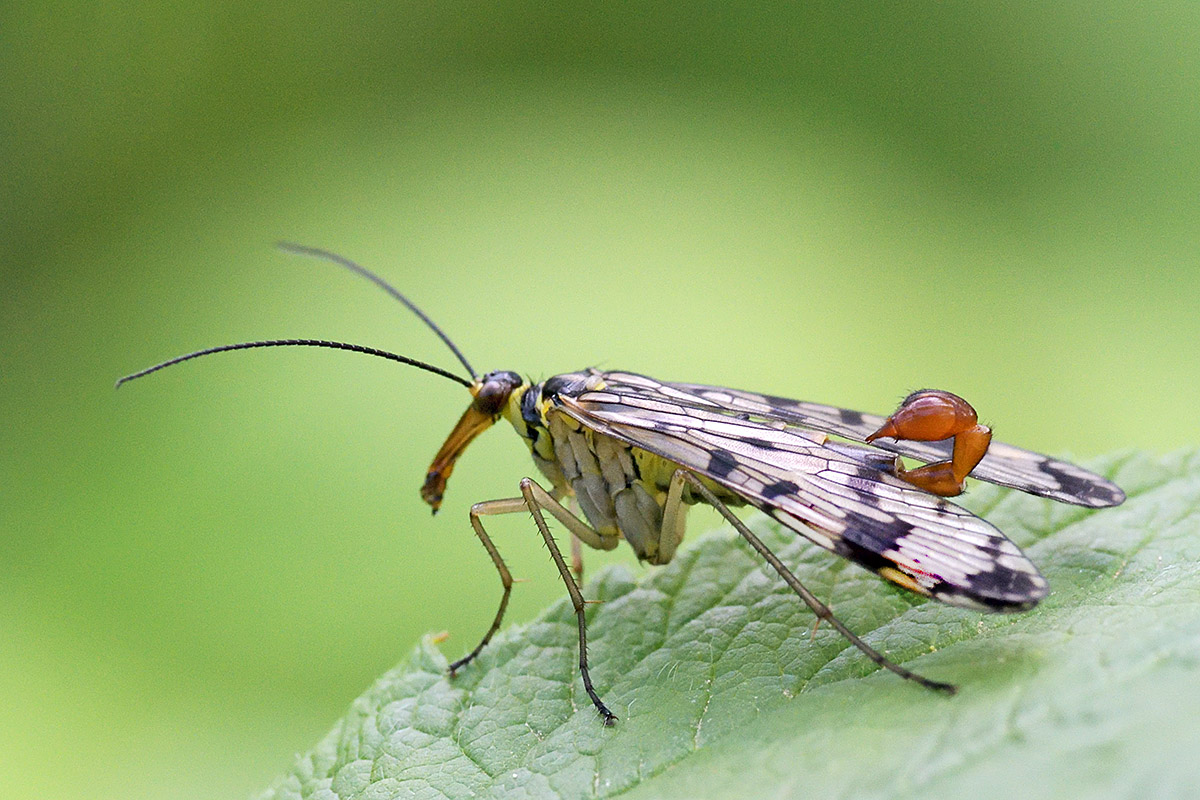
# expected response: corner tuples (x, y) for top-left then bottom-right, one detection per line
(450, 478), (621, 725)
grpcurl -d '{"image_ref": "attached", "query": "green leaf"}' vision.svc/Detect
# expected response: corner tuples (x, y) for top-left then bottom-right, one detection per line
(257, 451), (1200, 800)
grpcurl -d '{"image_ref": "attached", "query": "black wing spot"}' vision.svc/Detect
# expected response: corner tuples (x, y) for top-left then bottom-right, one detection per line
(762, 479), (800, 499)
(832, 536), (892, 573)
(707, 449), (739, 479)
(1037, 459), (1125, 507)
(845, 466), (892, 491)
(743, 437), (780, 451)
(838, 407), (866, 426)
(939, 568), (1048, 611)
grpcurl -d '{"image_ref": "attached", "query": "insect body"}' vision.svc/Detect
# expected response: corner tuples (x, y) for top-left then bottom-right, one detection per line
(119, 245), (1126, 725)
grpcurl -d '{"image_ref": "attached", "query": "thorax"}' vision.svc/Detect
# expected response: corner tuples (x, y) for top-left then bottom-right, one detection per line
(499, 369), (741, 562)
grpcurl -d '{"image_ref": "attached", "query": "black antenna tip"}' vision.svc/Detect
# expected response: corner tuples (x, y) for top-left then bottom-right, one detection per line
(274, 243), (478, 381)
(275, 241), (316, 256)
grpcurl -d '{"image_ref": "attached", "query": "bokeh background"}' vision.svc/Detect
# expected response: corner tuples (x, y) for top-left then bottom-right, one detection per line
(4, 3), (1199, 798)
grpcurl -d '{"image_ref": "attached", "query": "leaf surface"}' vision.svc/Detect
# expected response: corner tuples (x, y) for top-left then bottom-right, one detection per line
(258, 451), (1200, 800)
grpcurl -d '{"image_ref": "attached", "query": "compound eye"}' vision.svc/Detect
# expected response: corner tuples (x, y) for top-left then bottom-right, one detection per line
(474, 379), (513, 415)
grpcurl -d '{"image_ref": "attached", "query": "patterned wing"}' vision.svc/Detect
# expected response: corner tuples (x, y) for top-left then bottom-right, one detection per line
(554, 375), (1049, 612)
(651, 376), (1123, 508)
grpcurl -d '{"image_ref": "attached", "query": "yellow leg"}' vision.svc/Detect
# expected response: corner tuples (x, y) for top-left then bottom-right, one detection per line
(449, 478), (620, 724)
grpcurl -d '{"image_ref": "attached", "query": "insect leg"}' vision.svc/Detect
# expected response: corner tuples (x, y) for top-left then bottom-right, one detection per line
(671, 469), (958, 695)
(555, 495), (586, 582)
(657, 467), (692, 566)
(570, 533), (585, 583)
(447, 497), (523, 677)
(517, 477), (619, 725)
(449, 480), (619, 724)
(450, 487), (617, 676)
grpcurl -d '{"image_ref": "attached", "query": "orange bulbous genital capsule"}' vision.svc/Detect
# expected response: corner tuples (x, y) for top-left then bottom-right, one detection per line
(866, 390), (979, 444)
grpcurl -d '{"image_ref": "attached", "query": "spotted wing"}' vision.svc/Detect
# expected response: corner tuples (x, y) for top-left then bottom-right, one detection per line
(555, 377), (1049, 612)
(622, 375), (1124, 508)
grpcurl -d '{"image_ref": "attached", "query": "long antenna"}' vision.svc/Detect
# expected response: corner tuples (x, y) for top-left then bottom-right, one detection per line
(276, 242), (477, 380)
(116, 339), (475, 390)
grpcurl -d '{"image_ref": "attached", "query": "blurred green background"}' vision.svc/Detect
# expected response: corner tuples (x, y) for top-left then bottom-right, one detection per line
(3, 3), (1199, 798)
